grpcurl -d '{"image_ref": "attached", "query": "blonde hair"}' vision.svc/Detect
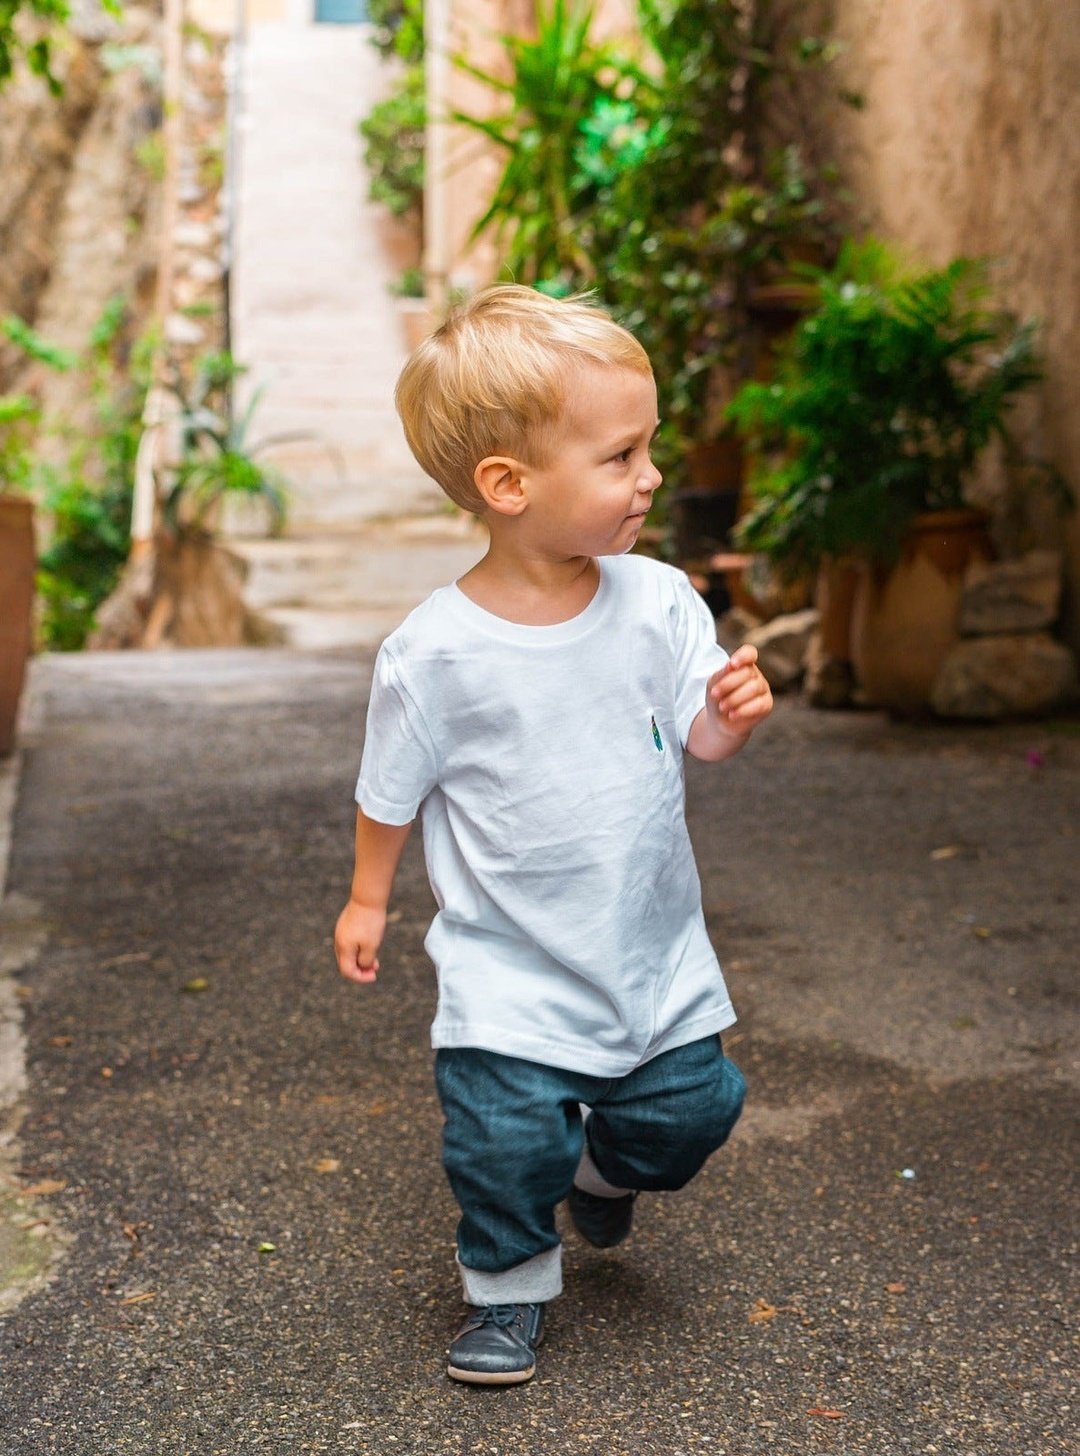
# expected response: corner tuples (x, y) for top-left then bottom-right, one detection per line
(394, 284), (652, 513)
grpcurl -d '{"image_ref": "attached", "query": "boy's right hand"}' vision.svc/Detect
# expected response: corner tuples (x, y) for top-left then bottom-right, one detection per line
(334, 899), (387, 984)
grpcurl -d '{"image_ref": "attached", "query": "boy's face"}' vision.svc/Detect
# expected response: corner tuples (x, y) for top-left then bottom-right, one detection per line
(517, 366), (662, 558)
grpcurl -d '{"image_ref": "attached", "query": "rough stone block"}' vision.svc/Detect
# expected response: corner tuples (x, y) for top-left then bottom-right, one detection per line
(804, 633), (856, 709)
(930, 632), (1078, 719)
(745, 608), (819, 693)
(959, 550), (1063, 635)
(715, 606), (763, 655)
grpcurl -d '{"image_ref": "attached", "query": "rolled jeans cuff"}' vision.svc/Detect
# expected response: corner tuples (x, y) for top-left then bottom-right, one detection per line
(457, 1244), (563, 1305)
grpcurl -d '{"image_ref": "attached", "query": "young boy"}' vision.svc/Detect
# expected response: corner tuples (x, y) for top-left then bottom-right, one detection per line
(334, 285), (773, 1385)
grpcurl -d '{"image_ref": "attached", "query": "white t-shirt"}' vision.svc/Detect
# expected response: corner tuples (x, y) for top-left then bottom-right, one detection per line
(355, 552), (737, 1076)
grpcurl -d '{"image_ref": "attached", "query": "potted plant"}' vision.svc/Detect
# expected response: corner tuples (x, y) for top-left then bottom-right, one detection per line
(0, 394), (39, 754)
(590, 0), (843, 564)
(359, 0), (425, 272)
(727, 241), (1046, 712)
(451, 0), (844, 572)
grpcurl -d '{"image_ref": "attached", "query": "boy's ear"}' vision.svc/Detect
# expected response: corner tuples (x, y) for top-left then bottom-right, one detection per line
(474, 456), (528, 516)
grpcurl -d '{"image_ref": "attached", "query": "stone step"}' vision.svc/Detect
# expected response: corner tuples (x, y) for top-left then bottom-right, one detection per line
(231, 21), (425, 532)
(228, 516), (487, 647)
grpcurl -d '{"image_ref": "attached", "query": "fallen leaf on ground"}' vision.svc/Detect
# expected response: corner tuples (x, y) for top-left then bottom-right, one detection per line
(808, 1408), (844, 1420)
(257, 1242), (277, 1254)
(313, 1158), (341, 1175)
(48, 1035), (74, 1047)
(930, 845), (961, 860)
(100, 952), (151, 969)
(181, 978), (211, 994)
(748, 1298), (779, 1323)
(885, 1281), (907, 1293)
(22, 1179), (66, 1196)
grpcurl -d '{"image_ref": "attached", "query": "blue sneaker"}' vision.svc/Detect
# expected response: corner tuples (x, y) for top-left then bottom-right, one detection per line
(446, 1302), (545, 1385)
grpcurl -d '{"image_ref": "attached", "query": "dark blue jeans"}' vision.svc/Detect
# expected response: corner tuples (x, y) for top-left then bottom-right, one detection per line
(435, 1034), (746, 1303)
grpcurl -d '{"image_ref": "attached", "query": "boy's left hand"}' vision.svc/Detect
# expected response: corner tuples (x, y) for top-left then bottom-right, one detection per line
(706, 645), (773, 735)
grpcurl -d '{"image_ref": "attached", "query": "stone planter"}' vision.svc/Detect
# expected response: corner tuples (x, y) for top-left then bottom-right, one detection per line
(0, 494), (36, 756)
(850, 509), (994, 715)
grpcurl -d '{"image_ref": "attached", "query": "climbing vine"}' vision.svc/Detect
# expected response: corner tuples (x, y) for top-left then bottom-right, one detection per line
(0, 0), (120, 95)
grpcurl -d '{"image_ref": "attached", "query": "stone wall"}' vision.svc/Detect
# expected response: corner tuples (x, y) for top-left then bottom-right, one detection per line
(0, 6), (163, 437)
(818, 0), (1080, 650)
(0, 42), (102, 345)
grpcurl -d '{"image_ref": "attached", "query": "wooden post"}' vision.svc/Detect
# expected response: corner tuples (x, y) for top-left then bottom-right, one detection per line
(130, 0), (184, 557)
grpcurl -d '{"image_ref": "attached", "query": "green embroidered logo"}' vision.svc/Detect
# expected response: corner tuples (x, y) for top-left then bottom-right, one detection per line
(651, 714), (664, 752)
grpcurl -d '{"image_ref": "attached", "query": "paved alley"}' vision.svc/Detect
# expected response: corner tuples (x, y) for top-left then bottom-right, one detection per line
(0, 649), (1076, 1453)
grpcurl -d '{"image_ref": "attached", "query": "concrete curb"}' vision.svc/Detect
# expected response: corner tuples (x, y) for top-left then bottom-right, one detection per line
(0, 662), (68, 1313)
(0, 744), (22, 907)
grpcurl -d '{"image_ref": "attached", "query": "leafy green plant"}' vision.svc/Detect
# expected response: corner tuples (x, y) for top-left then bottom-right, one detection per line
(0, 394), (41, 494)
(1, 0), (123, 93)
(366, 0), (424, 65)
(727, 242), (1051, 574)
(36, 461), (135, 650)
(134, 132), (167, 182)
(359, 64), (425, 218)
(2, 313), (79, 372)
(30, 297), (153, 649)
(160, 352), (296, 534)
(1, 0), (69, 94)
(451, 0), (649, 284)
(452, 0), (844, 474)
(591, 0), (842, 459)
(390, 266), (426, 299)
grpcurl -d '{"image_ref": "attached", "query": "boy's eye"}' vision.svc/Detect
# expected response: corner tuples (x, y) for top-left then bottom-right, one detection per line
(613, 448), (633, 464)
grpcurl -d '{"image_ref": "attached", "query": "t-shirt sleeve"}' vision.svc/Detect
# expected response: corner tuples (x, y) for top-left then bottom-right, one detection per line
(668, 568), (731, 747)
(354, 645), (439, 825)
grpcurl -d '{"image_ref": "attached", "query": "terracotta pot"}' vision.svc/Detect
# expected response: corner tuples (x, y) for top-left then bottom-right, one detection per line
(373, 206), (422, 274)
(850, 509), (994, 714)
(396, 297), (435, 353)
(815, 556), (860, 662)
(0, 494), (36, 756)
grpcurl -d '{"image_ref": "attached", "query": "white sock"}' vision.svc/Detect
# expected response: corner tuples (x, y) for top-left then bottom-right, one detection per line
(574, 1108), (631, 1197)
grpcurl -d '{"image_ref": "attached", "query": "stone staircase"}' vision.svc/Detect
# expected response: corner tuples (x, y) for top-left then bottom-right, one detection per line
(227, 19), (474, 646)
(233, 514), (487, 651)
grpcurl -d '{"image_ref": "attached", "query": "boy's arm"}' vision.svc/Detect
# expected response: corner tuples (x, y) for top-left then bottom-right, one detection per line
(685, 644), (774, 762)
(334, 808), (414, 984)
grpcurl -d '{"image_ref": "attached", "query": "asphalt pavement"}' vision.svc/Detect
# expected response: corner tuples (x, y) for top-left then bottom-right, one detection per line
(0, 647), (1076, 1455)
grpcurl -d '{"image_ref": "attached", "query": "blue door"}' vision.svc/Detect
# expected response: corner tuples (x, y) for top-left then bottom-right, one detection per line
(315, 0), (367, 20)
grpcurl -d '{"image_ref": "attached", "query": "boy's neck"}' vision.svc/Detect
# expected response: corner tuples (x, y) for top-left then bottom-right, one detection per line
(456, 541), (601, 627)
